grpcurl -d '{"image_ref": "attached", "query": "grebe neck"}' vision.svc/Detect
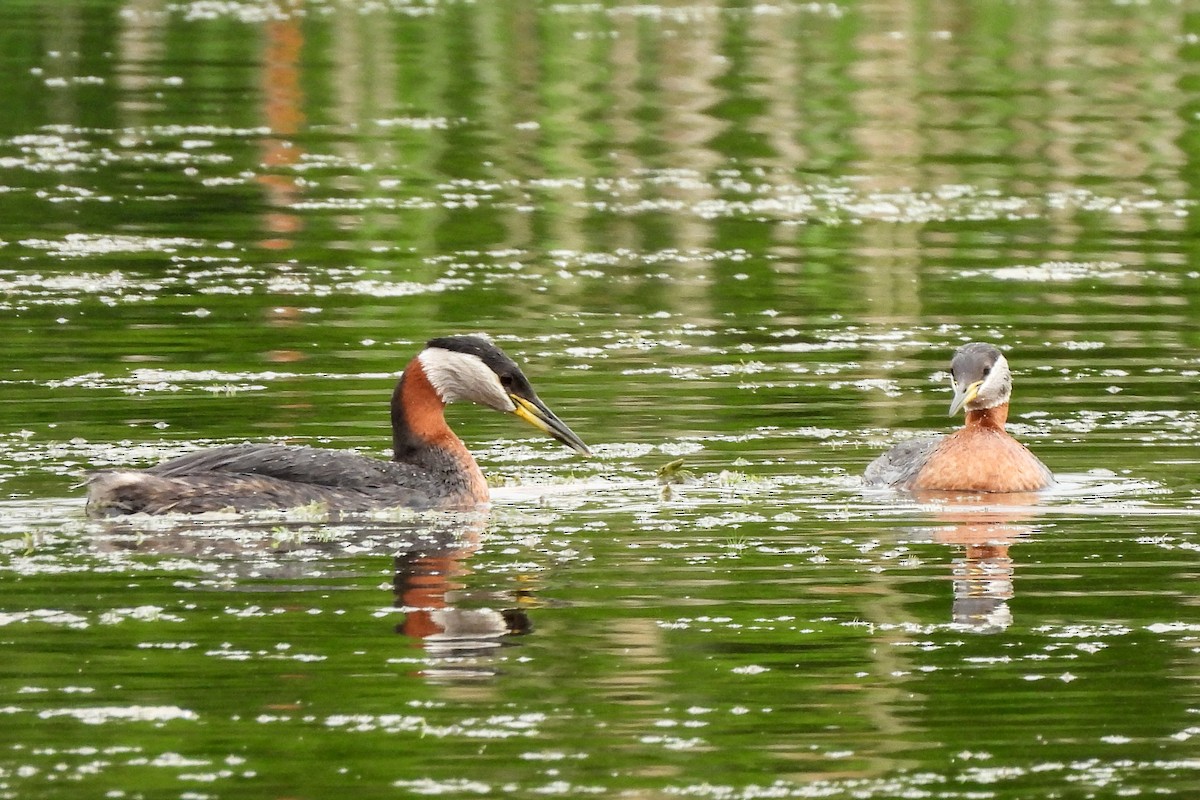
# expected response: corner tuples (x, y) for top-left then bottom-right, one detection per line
(391, 358), (464, 462)
(965, 403), (1009, 430)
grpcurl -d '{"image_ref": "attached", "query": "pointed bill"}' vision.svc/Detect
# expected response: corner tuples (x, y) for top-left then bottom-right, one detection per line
(948, 380), (979, 416)
(511, 395), (592, 457)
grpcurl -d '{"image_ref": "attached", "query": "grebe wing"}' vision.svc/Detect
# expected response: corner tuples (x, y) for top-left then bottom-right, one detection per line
(864, 435), (943, 488)
(147, 444), (425, 489)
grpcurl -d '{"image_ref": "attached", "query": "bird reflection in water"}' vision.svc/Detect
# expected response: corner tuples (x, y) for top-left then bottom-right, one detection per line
(391, 530), (535, 681)
(89, 512), (536, 676)
(907, 491), (1043, 633)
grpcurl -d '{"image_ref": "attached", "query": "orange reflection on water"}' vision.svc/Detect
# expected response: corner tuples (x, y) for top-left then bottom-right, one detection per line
(391, 526), (532, 679)
(258, 8), (306, 250)
(913, 491), (1045, 632)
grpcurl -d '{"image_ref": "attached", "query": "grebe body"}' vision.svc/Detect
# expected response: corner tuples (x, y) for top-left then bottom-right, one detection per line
(86, 336), (590, 516)
(865, 342), (1053, 493)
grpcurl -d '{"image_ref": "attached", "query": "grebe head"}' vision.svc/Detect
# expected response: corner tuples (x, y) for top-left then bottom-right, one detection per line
(417, 335), (592, 456)
(947, 342), (1012, 415)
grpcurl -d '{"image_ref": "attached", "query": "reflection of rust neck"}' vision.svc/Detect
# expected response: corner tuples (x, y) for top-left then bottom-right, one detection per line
(966, 403), (1008, 430)
(965, 543), (1010, 561)
(395, 553), (457, 640)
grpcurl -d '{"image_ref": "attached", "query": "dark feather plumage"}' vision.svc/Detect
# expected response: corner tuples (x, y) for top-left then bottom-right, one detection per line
(86, 445), (453, 516)
(863, 436), (943, 488)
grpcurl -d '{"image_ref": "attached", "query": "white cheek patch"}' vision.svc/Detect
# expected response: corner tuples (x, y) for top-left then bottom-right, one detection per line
(418, 348), (516, 412)
(975, 353), (1011, 408)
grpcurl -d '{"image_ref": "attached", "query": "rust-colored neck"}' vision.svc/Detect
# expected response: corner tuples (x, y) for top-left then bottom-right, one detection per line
(392, 359), (457, 460)
(388, 358), (490, 507)
(965, 403), (1009, 430)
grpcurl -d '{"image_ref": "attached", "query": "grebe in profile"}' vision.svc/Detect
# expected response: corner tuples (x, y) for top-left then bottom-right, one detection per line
(864, 342), (1053, 493)
(86, 335), (591, 516)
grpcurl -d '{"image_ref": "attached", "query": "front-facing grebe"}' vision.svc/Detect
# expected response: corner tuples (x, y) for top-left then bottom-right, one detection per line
(864, 342), (1053, 493)
(85, 335), (591, 516)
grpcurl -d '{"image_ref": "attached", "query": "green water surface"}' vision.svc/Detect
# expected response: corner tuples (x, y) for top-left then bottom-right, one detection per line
(0, 1), (1198, 798)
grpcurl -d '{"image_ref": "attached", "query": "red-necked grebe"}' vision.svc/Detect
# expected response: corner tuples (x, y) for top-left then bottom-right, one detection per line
(864, 342), (1053, 493)
(85, 335), (591, 516)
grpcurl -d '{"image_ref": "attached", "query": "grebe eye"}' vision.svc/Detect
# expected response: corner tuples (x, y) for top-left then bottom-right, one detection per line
(500, 374), (515, 390)
(982, 367), (991, 377)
